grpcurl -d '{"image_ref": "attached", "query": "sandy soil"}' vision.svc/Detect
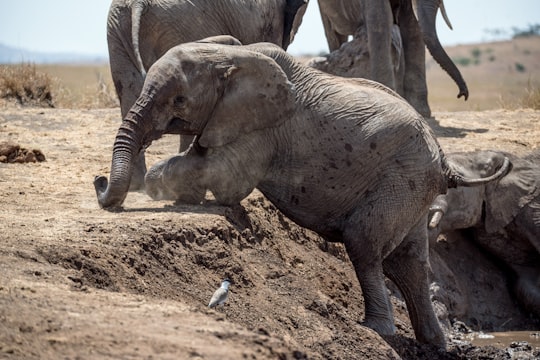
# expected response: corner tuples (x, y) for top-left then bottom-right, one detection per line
(0, 105), (539, 359)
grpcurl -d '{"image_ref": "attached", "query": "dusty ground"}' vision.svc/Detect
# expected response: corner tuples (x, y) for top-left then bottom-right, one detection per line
(0, 105), (539, 359)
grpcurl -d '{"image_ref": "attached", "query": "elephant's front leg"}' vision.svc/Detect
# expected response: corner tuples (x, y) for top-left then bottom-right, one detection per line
(145, 145), (265, 207)
(145, 154), (207, 204)
(204, 150), (265, 206)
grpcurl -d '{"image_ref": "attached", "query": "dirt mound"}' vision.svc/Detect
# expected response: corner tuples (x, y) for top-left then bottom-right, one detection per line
(0, 141), (45, 163)
(1, 107), (539, 359)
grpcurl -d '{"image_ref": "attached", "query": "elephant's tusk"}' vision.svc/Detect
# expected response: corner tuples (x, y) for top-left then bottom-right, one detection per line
(412, 0), (419, 22)
(439, 0), (453, 30)
(428, 210), (444, 228)
(412, 0), (453, 30)
(428, 209), (444, 229)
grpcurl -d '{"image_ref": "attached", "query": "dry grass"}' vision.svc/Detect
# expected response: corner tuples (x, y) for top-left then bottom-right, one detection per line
(426, 36), (540, 112)
(497, 80), (540, 110)
(519, 82), (540, 110)
(0, 63), (55, 107)
(0, 62), (118, 109)
(36, 63), (118, 108)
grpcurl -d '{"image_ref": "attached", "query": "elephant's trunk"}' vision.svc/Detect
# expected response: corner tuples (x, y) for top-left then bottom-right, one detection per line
(94, 97), (151, 209)
(416, 0), (469, 100)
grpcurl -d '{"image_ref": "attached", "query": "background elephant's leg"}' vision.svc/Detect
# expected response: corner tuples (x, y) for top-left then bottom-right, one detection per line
(320, 12), (348, 52)
(399, 1), (431, 118)
(179, 135), (195, 153)
(365, 0), (395, 89)
(131, 152), (148, 191)
(391, 24), (406, 96)
(108, 39), (147, 190)
(383, 218), (445, 346)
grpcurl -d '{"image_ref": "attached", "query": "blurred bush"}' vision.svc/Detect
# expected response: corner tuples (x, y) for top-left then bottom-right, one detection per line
(0, 63), (54, 107)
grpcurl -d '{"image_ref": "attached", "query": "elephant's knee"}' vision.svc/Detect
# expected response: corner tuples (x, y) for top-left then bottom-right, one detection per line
(145, 160), (171, 200)
(146, 156), (207, 204)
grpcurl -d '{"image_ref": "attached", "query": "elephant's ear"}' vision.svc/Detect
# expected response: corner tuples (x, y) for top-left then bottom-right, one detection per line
(198, 50), (296, 148)
(484, 153), (540, 233)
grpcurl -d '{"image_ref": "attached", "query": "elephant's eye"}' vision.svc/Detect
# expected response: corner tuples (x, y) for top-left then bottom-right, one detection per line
(174, 95), (186, 107)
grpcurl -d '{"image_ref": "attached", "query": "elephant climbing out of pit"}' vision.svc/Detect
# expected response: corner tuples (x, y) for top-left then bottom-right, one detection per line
(94, 37), (511, 347)
(429, 149), (540, 318)
(313, 0), (468, 118)
(107, 0), (308, 190)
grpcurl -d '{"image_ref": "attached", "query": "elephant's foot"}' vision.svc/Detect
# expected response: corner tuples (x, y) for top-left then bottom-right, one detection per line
(363, 316), (397, 336)
(414, 321), (446, 348)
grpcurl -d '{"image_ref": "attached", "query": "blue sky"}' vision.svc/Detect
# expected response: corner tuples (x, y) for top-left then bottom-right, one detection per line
(0, 0), (539, 57)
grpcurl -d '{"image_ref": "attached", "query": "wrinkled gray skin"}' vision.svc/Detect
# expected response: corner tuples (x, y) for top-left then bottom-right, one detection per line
(429, 150), (540, 318)
(107, 0), (308, 190)
(94, 37), (510, 347)
(314, 0), (469, 118)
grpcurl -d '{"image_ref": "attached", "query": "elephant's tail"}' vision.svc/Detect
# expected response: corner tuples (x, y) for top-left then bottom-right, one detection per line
(440, 149), (512, 188)
(131, 0), (147, 78)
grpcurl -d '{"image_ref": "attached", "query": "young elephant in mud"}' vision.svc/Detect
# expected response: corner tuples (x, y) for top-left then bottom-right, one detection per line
(95, 37), (510, 347)
(429, 149), (540, 318)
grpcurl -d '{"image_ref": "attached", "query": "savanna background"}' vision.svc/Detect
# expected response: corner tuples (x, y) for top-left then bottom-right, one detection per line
(1, 13), (540, 360)
(2, 31), (539, 111)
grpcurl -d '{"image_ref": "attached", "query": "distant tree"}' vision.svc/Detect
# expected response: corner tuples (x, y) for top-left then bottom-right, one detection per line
(454, 57), (472, 67)
(483, 27), (509, 40)
(471, 48), (482, 65)
(483, 24), (540, 40)
(512, 24), (540, 38)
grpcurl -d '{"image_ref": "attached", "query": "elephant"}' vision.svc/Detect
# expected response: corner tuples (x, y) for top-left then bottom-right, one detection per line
(429, 149), (540, 318)
(312, 0), (468, 118)
(107, 0), (308, 190)
(94, 37), (511, 347)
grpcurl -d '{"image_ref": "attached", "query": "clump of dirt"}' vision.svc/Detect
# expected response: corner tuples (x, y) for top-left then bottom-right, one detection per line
(0, 141), (46, 163)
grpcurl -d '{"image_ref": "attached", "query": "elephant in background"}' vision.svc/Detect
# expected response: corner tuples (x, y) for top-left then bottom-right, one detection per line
(107, 0), (308, 190)
(429, 149), (540, 318)
(94, 37), (511, 347)
(312, 0), (468, 118)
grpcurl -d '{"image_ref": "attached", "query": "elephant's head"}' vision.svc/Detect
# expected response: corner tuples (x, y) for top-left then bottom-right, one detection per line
(413, 0), (469, 100)
(94, 39), (296, 209)
(429, 150), (538, 235)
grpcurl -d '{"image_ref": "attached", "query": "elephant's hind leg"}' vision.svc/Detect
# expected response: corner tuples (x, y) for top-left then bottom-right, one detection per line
(349, 255), (396, 335)
(383, 217), (446, 347)
(343, 216), (399, 335)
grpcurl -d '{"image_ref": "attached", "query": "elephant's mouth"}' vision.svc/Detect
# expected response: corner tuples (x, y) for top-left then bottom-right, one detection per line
(165, 117), (197, 135)
(141, 118), (198, 149)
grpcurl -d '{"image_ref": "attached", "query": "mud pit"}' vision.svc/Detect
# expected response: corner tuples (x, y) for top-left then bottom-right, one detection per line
(0, 106), (539, 359)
